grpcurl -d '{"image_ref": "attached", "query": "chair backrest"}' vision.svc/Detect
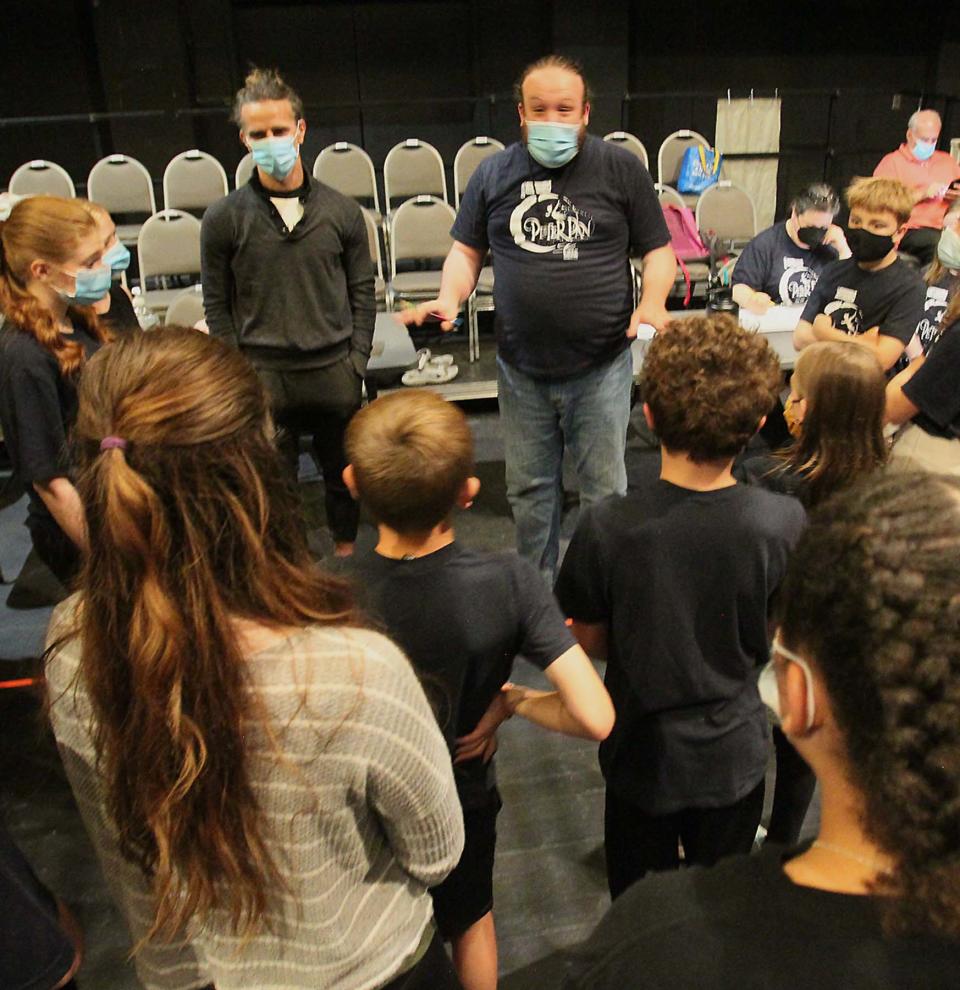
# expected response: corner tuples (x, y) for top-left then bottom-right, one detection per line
(603, 131), (649, 170)
(453, 136), (505, 207)
(657, 129), (710, 186)
(137, 209), (202, 282)
(162, 150), (229, 212)
(383, 139), (447, 211)
(389, 195), (456, 276)
(654, 183), (686, 210)
(695, 180), (757, 244)
(9, 160), (75, 198)
(235, 153), (254, 189)
(361, 207), (384, 280)
(313, 142), (380, 212)
(87, 155), (156, 215)
(163, 284), (206, 327)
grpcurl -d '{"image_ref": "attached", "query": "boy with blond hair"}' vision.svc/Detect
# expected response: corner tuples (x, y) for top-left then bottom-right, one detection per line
(556, 315), (806, 899)
(793, 176), (926, 371)
(343, 389), (614, 990)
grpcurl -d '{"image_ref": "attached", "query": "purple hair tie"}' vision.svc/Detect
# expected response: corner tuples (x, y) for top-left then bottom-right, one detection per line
(100, 436), (128, 452)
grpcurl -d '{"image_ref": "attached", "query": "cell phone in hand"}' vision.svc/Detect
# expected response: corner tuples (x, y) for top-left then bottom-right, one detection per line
(950, 179), (960, 191)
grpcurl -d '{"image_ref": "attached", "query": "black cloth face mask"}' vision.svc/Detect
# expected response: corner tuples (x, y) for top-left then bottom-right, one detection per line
(844, 226), (895, 262)
(796, 225), (828, 248)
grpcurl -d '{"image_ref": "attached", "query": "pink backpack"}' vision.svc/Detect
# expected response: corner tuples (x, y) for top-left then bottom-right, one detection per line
(661, 203), (709, 306)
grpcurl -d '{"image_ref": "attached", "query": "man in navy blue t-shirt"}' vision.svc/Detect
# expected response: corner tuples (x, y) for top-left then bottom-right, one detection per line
(399, 54), (675, 582)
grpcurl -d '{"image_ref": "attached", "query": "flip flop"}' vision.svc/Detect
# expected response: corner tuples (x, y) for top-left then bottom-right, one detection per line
(414, 348), (455, 370)
(402, 362), (459, 386)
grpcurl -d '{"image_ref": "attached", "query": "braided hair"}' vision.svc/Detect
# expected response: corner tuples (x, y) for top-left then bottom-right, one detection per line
(777, 471), (960, 937)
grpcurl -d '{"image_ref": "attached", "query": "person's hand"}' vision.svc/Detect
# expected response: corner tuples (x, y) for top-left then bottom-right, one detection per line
(823, 224), (850, 256)
(393, 297), (460, 332)
(945, 183), (960, 203)
(811, 313), (836, 340)
(861, 325), (880, 345)
(924, 181), (948, 201)
(454, 684), (518, 764)
(627, 301), (671, 338)
(744, 291), (773, 316)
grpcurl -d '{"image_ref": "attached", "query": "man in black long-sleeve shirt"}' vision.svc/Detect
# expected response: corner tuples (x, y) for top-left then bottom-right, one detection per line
(201, 67), (375, 556)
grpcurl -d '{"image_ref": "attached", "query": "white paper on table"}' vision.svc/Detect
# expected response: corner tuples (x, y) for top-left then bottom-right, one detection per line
(739, 305), (805, 333)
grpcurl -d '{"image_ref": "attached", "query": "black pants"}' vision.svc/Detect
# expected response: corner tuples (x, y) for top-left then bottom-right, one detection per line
(379, 930), (462, 990)
(766, 725), (817, 845)
(900, 227), (940, 268)
(604, 780), (765, 900)
(29, 520), (80, 589)
(257, 356), (362, 544)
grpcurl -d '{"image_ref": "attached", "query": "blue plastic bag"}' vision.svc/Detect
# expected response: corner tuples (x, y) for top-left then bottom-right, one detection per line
(677, 145), (723, 194)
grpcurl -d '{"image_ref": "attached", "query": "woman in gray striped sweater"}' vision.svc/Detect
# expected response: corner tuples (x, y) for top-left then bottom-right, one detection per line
(44, 326), (465, 990)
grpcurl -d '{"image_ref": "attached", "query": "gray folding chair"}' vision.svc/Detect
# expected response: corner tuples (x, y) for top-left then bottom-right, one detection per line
(314, 142), (381, 221)
(87, 155), (156, 244)
(9, 160), (75, 199)
(162, 150), (229, 213)
(654, 183), (686, 210)
(387, 195), (456, 310)
(453, 137), (505, 208)
(603, 131), (649, 170)
(383, 140), (447, 214)
(695, 180), (757, 254)
(657, 129), (712, 206)
(235, 153), (254, 189)
(163, 284), (206, 327)
(136, 209), (202, 316)
(362, 207), (386, 309)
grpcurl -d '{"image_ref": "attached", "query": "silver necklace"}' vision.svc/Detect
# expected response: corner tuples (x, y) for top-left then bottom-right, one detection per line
(812, 839), (878, 870)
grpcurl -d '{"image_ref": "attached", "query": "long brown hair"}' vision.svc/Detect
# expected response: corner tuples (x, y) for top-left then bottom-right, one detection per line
(69, 327), (359, 943)
(781, 341), (887, 507)
(778, 472), (960, 937)
(923, 203), (960, 335)
(0, 196), (110, 374)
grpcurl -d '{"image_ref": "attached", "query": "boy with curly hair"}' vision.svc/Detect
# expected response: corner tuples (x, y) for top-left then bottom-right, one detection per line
(556, 314), (807, 899)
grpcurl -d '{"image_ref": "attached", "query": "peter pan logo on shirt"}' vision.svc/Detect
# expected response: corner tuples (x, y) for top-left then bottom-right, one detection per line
(916, 285), (949, 352)
(824, 286), (863, 336)
(510, 180), (595, 260)
(778, 258), (820, 305)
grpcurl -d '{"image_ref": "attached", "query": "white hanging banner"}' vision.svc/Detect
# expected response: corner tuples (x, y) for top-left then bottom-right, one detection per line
(715, 97), (781, 230)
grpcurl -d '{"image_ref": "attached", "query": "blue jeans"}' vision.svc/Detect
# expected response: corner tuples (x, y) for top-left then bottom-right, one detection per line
(497, 349), (632, 583)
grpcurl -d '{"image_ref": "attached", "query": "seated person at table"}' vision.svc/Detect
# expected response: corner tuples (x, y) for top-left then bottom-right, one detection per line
(732, 183), (849, 314)
(873, 109), (960, 266)
(564, 472), (960, 990)
(343, 388), (614, 990)
(556, 314), (806, 900)
(793, 177), (926, 372)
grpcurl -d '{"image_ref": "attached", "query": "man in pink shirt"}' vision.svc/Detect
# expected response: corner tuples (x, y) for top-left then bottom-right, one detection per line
(874, 109), (960, 265)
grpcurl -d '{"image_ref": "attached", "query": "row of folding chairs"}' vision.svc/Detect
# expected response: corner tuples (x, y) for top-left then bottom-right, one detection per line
(6, 126), (713, 236)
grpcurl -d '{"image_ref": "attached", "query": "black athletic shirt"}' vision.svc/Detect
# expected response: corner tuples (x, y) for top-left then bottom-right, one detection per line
(902, 323), (960, 439)
(348, 543), (576, 807)
(0, 316), (100, 531)
(732, 222), (838, 305)
(555, 482), (805, 814)
(564, 843), (960, 989)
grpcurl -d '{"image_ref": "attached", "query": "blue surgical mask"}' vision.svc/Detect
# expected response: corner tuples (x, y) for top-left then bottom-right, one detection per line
(758, 635), (816, 730)
(937, 225), (960, 271)
(913, 139), (936, 162)
(57, 264), (112, 306)
(525, 121), (581, 169)
(250, 134), (300, 180)
(102, 241), (130, 274)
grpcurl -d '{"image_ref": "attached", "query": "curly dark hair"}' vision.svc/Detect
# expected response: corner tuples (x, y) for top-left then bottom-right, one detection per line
(777, 471), (960, 938)
(640, 314), (781, 462)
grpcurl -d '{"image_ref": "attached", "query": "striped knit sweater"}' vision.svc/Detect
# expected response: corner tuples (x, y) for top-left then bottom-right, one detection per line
(45, 599), (465, 990)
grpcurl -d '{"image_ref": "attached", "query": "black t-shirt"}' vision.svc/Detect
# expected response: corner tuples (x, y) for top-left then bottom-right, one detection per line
(0, 317), (100, 530)
(902, 323), (960, 440)
(348, 543), (576, 806)
(99, 283), (140, 336)
(564, 844), (960, 989)
(555, 482), (805, 814)
(799, 257), (926, 350)
(452, 134), (670, 380)
(909, 270), (958, 356)
(0, 820), (76, 990)
(731, 222), (838, 305)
